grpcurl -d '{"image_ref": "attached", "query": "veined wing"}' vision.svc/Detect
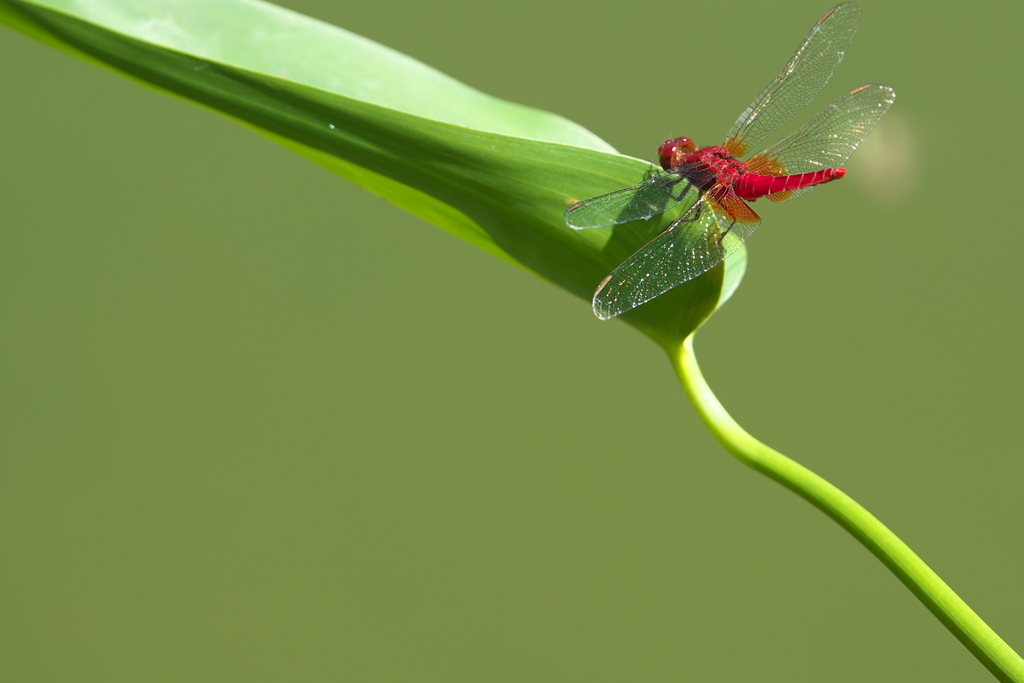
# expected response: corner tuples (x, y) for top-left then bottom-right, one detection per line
(746, 83), (895, 200)
(564, 170), (697, 229)
(725, 2), (861, 157)
(592, 195), (760, 319)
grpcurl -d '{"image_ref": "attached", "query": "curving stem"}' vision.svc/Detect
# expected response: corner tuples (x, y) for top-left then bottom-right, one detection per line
(668, 334), (1024, 682)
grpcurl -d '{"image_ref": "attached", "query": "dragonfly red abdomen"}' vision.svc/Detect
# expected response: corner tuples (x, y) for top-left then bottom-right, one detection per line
(734, 168), (846, 201)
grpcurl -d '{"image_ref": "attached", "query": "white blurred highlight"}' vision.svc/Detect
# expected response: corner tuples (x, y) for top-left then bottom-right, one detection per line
(852, 112), (918, 205)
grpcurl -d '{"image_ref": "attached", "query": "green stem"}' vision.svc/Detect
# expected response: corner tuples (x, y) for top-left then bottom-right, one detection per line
(669, 334), (1024, 682)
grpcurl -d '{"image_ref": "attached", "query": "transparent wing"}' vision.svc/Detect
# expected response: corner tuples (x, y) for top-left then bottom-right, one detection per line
(725, 2), (861, 157)
(564, 170), (696, 229)
(592, 196), (761, 319)
(747, 83), (895, 200)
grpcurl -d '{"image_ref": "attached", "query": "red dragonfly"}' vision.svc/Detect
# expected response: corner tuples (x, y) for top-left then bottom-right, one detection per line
(565, 2), (894, 319)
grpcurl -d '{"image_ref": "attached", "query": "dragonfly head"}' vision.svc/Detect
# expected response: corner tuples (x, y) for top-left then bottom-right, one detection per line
(658, 137), (696, 170)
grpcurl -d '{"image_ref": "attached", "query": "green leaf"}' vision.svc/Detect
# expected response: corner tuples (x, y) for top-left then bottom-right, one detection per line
(0, 0), (744, 344)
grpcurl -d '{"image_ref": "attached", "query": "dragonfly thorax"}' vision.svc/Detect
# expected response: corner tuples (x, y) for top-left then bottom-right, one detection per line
(682, 146), (749, 194)
(659, 138), (748, 192)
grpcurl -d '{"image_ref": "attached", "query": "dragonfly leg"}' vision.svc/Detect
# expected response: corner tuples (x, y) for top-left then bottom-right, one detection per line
(717, 217), (737, 245)
(669, 179), (694, 202)
(683, 201), (703, 224)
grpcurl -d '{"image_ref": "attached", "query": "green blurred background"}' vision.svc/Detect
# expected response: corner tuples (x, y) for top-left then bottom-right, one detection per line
(2, 1), (1022, 681)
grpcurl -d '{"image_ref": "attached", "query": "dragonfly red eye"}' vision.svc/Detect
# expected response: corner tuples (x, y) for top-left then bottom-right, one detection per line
(658, 137), (696, 169)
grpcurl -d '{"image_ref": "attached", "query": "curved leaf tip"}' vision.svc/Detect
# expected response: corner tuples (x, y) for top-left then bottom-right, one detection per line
(0, 0), (739, 344)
